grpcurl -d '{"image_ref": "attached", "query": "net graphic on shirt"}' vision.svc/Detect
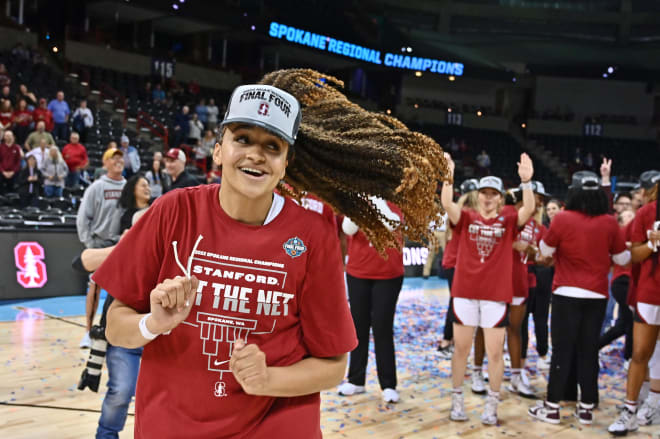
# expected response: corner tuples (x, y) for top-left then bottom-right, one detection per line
(468, 221), (505, 263)
(197, 312), (276, 397)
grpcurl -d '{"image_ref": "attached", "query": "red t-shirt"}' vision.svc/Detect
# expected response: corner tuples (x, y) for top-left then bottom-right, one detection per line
(93, 186), (357, 439)
(612, 221), (633, 282)
(631, 201), (660, 305)
(300, 195), (337, 231)
(32, 107), (54, 131)
(0, 110), (12, 126)
(345, 203), (404, 279)
(451, 207), (519, 303)
(512, 218), (544, 298)
(442, 228), (459, 269)
(62, 143), (88, 171)
(12, 109), (32, 126)
(543, 210), (626, 297)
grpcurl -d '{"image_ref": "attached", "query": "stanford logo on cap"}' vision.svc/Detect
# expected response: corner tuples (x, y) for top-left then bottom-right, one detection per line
(258, 103), (270, 117)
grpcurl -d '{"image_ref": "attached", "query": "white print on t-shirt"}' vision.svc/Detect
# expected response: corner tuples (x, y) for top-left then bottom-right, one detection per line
(516, 222), (538, 263)
(468, 220), (505, 263)
(300, 197), (324, 215)
(183, 250), (295, 397)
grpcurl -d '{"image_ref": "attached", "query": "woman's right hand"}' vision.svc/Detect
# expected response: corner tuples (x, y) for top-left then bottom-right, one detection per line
(149, 275), (199, 334)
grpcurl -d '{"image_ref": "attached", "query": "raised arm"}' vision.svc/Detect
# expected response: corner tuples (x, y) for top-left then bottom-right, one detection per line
(517, 153), (535, 227)
(440, 153), (461, 225)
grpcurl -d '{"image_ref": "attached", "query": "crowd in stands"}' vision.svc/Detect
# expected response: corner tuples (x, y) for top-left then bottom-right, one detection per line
(405, 97), (499, 116)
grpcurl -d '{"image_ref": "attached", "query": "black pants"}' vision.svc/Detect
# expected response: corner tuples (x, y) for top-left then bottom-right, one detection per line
(598, 276), (633, 360)
(547, 294), (606, 404)
(443, 267), (455, 341)
(522, 265), (552, 359)
(346, 273), (403, 390)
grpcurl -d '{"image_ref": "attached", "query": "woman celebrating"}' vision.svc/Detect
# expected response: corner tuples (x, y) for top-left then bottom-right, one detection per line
(441, 152), (535, 425)
(508, 182), (547, 398)
(93, 69), (448, 439)
(609, 170), (660, 436)
(528, 171), (629, 426)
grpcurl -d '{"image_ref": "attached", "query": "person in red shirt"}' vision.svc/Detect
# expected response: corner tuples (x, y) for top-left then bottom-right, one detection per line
(12, 98), (33, 145)
(32, 97), (54, 132)
(93, 70), (448, 439)
(520, 182), (552, 373)
(61, 131), (88, 188)
(337, 199), (404, 403)
(609, 170), (660, 435)
(0, 130), (21, 192)
(528, 170), (629, 426)
(441, 152), (536, 426)
(0, 99), (13, 131)
(507, 182), (547, 399)
(437, 179), (478, 358)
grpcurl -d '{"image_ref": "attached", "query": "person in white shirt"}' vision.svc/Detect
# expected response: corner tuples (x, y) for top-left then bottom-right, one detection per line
(73, 100), (94, 143)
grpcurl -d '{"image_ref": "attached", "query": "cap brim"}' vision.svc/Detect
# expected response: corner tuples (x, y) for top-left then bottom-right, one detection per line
(221, 117), (295, 145)
(479, 185), (503, 193)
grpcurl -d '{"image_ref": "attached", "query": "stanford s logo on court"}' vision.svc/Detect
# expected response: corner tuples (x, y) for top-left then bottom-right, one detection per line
(14, 242), (48, 288)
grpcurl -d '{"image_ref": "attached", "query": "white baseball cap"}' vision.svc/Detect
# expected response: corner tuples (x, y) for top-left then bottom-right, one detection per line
(479, 176), (504, 193)
(221, 85), (302, 145)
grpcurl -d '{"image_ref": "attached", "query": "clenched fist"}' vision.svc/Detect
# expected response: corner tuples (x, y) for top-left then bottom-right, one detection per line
(230, 340), (270, 396)
(149, 275), (199, 334)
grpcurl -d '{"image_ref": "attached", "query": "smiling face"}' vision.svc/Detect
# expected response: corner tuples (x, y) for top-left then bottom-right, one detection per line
(213, 124), (288, 202)
(134, 177), (151, 205)
(478, 188), (502, 216)
(105, 153), (125, 179)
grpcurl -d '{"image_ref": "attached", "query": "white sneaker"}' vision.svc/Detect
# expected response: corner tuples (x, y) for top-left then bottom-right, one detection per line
(79, 331), (91, 349)
(608, 407), (639, 436)
(338, 382), (366, 396)
(637, 398), (660, 426)
(450, 392), (468, 421)
(481, 394), (499, 425)
(471, 370), (487, 395)
(521, 369), (531, 388)
(508, 373), (536, 399)
(537, 355), (550, 370)
(383, 388), (399, 403)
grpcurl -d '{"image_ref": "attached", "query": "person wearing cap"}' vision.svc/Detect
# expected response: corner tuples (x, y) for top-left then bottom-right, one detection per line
(92, 69), (447, 438)
(32, 97), (53, 132)
(163, 147), (200, 192)
(437, 179), (489, 396)
(609, 169), (660, 435)
(528, 170), (630, 426)
(508, 181), (548, 399)
(441, 152), (536, 425)
(76, 147), (126, 249)
(521, 181), (553, 372)
(62, 131), (89, 188)
(119, 134), (140, 179)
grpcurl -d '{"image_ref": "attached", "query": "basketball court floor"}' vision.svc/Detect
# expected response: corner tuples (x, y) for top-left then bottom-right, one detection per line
(0, 278), (654, 438)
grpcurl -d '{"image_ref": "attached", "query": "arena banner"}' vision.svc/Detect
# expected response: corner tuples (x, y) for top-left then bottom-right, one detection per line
(268, 22), (465, 77)
(0, 230), (87, 300)
(403, 240), (440, 277)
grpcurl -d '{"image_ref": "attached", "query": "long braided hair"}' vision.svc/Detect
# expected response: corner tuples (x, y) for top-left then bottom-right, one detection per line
(258, 68), (450, 253)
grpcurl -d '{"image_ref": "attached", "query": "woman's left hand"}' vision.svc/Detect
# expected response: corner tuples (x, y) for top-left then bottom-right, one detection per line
(230, 340), (270, 395)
